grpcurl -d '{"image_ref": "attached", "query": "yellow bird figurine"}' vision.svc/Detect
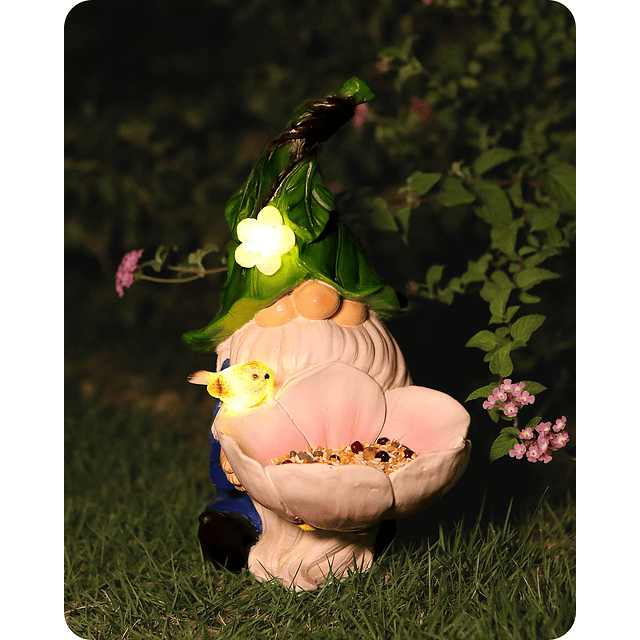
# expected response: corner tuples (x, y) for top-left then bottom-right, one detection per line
(187, 361), (273, 411)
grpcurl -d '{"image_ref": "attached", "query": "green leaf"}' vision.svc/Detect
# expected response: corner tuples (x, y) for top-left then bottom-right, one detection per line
(473, 180), (513, 227)
(548, 163), (576, 204)
(519, 291), (541, 304)
(488, 408), (501, 423)
(473, 148), (518, 176)
(438, 177), (475, 207)
(426, 264), (445, 289)
(526, 204), (560, 232)
(503, 305), (521, 323)
(395, 205), (412, 235)
(460, 253), (492, 285)
(480, 281), (513, 323)
(188, 243), (219, 266)
(152, 245), (173, 273)
(524, 416), (543, 431)
(510, 314), (546, 344)
(466, 330), (500, 352)
(490, 219), (521, 259)
(489, 343), (514, 377)
(367, 197), (397, 231)
(514, 267), (560, 291)
(519, 381), (547, 395)
(489, 428), (520, 462)
(406, 172), (442, 199)
(465, 383), (496, 402)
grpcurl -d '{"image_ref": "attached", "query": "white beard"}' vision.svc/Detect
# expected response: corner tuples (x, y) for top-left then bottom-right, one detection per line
(216, 312), (411, 392)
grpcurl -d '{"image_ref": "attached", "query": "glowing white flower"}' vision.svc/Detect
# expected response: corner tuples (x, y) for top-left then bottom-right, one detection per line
(234, 206), (296, 276)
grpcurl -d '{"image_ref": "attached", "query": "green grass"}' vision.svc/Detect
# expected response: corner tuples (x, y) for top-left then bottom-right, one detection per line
(65, 365), (575, 640)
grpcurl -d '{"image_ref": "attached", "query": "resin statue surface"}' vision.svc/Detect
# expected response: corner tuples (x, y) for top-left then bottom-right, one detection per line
(186, 78), (471, 591)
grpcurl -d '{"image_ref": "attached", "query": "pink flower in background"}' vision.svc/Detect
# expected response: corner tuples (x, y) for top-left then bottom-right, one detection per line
(516, 390), (535, 405)
(520, 427), (534, 440)
(503, 402), (518, 418)
(552, 431), (569, 448)
(500, 379), (514, 393)
(482, 395), (497, 410)
(526, 445), (541, 463)
(553, 416), (567, 432)
(352, 103), (369, 129)
(540, 453), (553, 464)
(116, 249), (144, 297)
(536, 421), (552, 436)
(509, 443), (526, 459)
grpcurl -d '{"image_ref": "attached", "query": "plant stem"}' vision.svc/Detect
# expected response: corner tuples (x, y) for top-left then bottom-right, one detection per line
(139, 274), (206, 284)
(166, 265), (227, 275)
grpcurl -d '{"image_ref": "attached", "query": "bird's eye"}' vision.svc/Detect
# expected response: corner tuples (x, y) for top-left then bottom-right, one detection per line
(252, 373), (259, 380)
(264, 373), (270, 379)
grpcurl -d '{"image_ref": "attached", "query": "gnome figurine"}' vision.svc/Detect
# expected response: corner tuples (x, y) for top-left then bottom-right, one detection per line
(185, 79), (472, 590)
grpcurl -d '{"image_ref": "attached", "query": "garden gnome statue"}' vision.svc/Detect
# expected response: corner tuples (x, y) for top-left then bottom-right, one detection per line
(184, 78), (472, 590)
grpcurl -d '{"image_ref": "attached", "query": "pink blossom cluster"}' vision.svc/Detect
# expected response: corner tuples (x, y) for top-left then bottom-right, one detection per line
(115, 249), (144, 297)
(482, 379), (535, 417)
(509, 416), (570, 463)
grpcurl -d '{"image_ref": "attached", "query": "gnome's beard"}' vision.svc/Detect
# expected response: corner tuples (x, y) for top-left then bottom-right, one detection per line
(216, 312), (411, 392)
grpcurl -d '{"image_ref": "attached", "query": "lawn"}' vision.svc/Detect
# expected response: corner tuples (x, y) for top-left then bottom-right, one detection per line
(64, 339), (575, 640)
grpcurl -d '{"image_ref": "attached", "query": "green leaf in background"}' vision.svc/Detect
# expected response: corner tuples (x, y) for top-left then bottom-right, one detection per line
(489, 426), (521, 462)
(491, 219), (521, 259)
(519, 291), (541, 304)
(489, 343), (514, 377)
(460, 253), (492, 285)
(466, 330), (500, 352)
(474, 180), (513, 227)
(395, 205), (412, 236)
(426, 264), (445, 289)
(367, 197), (398, 231)
(510, 313), (546, 344)
(525, 204), (560, 232)
(406, 172), (442, 199)
(188, 243), (219, 266)
(524, 416), (543, 431)
(514, 267), (560, 291)
(542, 162), (576, 213)
(519, 381), (547, 395)
(480, 282), (512, 323)
(151, 245), (173, 273)
(438, 177), (476, 207)
(465, 383), (497, 402)
(473, 147), (518, 176)
(503, 305), (521, 323)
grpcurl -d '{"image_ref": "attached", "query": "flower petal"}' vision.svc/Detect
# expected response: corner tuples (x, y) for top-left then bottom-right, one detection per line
(257, 205), (283, 227)
(265, 462), (394, 531)
(237, 217), (260, 242)
(276, 362), (386, 449)
(387, 439), (471, 518)
(217, 433), (292, 516)
(277, 225), (296, 252)
(234, 243), (260, 268)
(215, 399), (310, 465)
(380, 386), (470, 454)
(256, 253), (282, 276)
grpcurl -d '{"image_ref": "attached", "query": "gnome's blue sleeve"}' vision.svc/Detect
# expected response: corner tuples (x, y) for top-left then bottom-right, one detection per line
(206, 358), (262, 534)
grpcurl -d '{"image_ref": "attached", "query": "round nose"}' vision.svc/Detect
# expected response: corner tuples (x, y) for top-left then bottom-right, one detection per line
(264, 373), (270, 379)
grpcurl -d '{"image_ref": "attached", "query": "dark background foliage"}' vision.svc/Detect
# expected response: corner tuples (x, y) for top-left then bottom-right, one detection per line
(65, 0), (575, 535)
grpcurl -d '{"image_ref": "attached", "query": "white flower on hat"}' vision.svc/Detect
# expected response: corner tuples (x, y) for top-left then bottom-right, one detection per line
(234, 205), (296, 276)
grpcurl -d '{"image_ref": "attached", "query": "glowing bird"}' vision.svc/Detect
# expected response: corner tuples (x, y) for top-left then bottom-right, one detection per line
(187, 361), (273, 411)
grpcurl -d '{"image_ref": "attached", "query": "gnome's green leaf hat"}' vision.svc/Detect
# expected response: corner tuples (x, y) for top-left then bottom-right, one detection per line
(182, 78), (406, 353)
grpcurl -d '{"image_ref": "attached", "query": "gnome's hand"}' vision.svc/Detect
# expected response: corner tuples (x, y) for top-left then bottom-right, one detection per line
(220, 448), (245, 491)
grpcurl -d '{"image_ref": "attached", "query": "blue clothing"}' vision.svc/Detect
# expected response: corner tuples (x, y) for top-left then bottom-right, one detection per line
(206, 358), (263, 534)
